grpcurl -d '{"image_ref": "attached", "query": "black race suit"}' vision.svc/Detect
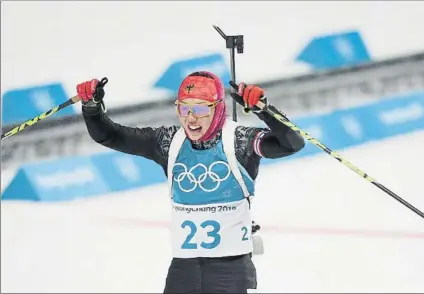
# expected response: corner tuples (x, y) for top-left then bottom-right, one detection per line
(82, 102), (305, 293)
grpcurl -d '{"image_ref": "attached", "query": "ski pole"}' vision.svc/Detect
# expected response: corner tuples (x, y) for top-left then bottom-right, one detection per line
(229, 81), (424, 219)
(1, 77), (108, 141)
(213, 25), (244, 122)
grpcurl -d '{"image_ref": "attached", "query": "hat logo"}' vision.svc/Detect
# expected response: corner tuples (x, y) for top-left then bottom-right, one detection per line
(185, 84), (195, 93)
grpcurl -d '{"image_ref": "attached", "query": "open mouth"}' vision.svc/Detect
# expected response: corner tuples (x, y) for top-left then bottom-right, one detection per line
(188, 125), (202, 132)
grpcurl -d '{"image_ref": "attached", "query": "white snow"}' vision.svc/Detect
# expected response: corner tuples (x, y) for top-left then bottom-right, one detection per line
(2, 130), (424, 293)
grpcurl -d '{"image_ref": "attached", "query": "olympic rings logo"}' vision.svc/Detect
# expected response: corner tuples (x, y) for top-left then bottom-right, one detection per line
(173, 161), (231, 192)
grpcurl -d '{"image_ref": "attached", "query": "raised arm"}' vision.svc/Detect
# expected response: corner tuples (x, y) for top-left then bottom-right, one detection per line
(82, 102), (160, 160)
(254, 105), (305, 158)
(230, 82), (305, 159)
(77, 78), (178, 164)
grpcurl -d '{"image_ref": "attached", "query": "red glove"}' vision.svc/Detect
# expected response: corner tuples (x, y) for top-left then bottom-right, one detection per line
(237, 83), (266, 108)
(76, 79), (100, 103)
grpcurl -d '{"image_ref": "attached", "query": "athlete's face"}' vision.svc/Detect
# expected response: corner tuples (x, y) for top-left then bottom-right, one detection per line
(177, 98), (215, 141)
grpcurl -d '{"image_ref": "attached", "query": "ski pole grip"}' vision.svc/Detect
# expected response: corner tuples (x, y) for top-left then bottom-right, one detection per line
(256, 101), (266, 109)
(71, 95), (82, 103)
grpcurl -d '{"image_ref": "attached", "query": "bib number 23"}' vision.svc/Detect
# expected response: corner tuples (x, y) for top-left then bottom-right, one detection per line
(181, 220), (250, 250)
(181, 220), (221, 249)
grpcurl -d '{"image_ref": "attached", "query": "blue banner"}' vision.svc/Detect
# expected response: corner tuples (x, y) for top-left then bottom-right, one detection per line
(90, 152), (166, 192)
(2, 155), (109, 201)
(2, 82), (76, 126)
(296, 30), (372, 70)
(262, 91), (424, 164)
(153, 53), (230, 93)
(2, 91), (424, 201)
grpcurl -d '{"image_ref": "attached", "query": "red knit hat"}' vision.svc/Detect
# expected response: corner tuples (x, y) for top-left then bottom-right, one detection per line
(177, 71), (227, 142)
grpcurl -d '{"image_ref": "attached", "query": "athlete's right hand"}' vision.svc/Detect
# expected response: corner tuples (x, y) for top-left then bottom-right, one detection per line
(76, 77), (107, 104)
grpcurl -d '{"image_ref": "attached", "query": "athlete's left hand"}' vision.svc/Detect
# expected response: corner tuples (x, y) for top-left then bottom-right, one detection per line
(229, 81), (268, 113)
